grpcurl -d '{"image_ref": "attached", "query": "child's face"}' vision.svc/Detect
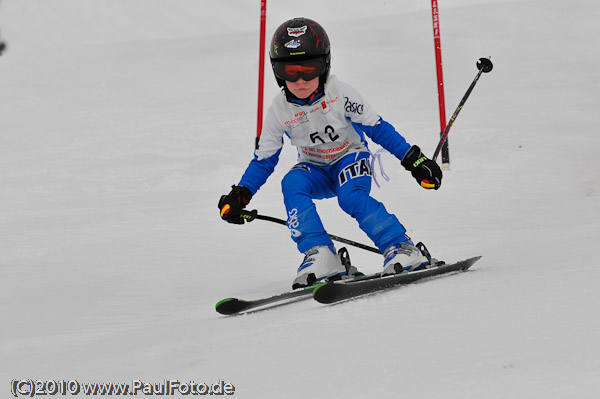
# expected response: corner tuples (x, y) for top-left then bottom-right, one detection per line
(285, 77), (319, 99)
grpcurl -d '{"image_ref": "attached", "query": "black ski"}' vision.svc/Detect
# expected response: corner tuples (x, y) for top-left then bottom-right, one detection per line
(216, 256), (482, 314)
(215, 285), (317, 315)
(215, 272), (384, 315)
(215, 246), (368, 315)
(312, 256), (482, 304)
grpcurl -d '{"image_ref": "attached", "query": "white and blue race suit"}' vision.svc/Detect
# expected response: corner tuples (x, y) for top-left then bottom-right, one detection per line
(239, 75), (413, 254)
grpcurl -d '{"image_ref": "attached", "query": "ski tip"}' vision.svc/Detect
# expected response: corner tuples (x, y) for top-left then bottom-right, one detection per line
(215, 298), (250, 315)
(312, 282), (344, 305)
(460, 256), (483, 271)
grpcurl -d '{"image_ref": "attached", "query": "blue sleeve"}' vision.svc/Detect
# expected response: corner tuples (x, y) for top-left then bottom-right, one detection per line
(238, 147), (282, 195)
(356, 117), (412, 161)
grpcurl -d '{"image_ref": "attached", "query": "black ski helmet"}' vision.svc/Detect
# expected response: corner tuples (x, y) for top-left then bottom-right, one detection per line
(269, 17), (331, 87)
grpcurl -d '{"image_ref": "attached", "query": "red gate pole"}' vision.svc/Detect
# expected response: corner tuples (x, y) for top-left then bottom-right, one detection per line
(255, 0), (267, 150)
(431, 0), (450, 169)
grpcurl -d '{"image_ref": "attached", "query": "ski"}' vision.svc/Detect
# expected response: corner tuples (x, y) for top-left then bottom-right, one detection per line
(312, 256), (482, 304)
(215, 271), (383, 315)
(215, 246), (370, 315)
(216, 256), (482, 314)
(215, 285), (317, 315)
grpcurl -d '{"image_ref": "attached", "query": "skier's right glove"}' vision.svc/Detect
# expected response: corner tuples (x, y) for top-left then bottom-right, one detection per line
(218, 185), (253, 224)
(401, 145), (442, 190)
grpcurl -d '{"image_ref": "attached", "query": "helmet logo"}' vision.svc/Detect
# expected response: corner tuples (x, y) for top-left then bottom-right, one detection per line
(287, 25), (307, 37)
(284, 40), (301, 49)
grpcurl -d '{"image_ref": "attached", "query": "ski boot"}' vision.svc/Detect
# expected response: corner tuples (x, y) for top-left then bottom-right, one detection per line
(382, 241), (431, 276)
(292, 245), (348, 289)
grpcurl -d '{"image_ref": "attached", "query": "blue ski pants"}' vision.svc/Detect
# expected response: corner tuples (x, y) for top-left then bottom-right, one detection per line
(281, 151), (408, 254)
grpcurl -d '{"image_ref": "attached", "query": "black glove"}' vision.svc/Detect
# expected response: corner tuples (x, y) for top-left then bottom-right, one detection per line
(218, 185), (253, 224)
(401, 145), (442, 190)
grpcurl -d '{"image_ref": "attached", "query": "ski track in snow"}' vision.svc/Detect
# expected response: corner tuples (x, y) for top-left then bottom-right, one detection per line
(1, 1), (599, 398)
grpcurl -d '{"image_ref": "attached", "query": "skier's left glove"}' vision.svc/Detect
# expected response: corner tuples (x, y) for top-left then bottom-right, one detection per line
(401, 145), (442, 190)
(218, 185), (253, 224)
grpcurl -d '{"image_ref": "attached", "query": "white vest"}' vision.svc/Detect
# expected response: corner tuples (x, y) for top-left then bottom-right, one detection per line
(256, 75), (380, 165)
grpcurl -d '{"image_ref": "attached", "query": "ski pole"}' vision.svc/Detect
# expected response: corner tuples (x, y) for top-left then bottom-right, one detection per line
(240, 210), (382, 255)
(432, 57), (493, 162)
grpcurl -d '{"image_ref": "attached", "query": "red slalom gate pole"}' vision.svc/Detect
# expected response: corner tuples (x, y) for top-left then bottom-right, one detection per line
(255, 0), (267, 150)
(431, 0), (450, 169)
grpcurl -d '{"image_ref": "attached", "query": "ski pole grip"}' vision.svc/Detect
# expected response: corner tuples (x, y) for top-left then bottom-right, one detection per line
(240, 209), (258, 222)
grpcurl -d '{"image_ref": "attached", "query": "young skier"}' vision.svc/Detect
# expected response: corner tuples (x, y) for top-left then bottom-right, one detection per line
(218, 17), (442, 288)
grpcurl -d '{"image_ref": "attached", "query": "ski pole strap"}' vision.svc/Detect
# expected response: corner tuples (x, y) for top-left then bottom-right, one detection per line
(369, 148), (391, 188)
(240, 211), (382, 254)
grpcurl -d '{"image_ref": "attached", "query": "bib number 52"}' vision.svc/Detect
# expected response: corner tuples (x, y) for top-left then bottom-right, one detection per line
(310, 125), (338, 144)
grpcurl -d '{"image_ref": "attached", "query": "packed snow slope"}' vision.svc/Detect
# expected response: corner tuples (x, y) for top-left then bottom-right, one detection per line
(1, 0), (599, 398)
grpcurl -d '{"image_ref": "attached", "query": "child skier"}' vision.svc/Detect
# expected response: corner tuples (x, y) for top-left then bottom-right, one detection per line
(218, 17), (442, 288)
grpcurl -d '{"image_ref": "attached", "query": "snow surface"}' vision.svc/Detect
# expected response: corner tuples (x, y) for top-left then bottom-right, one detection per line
(1, 0), (599, 398)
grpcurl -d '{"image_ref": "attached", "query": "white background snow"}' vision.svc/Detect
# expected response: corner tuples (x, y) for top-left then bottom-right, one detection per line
(1, 0), (599, 398)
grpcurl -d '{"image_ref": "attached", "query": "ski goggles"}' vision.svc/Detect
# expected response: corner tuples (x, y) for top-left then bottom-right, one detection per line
(273, 58), (326, 82)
